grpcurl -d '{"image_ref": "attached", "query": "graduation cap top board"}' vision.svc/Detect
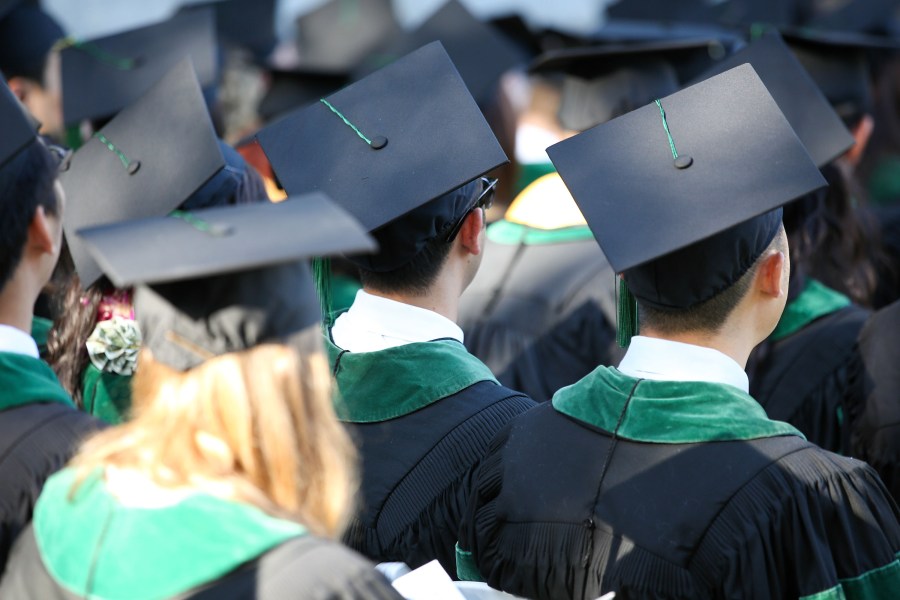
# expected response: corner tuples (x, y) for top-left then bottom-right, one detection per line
(293, 0), (400, 74)
(689, 32), (854, 168)
(59, 8), (217, 125)
(547, 64), (826, 313)
(355, 0), (526, 106)
(530, 39), (733, 131)
(60, 59), (224, 288)
(257, 41), (508, 272)
(78, 197), (376, 370)
(0, 77), (39, 169)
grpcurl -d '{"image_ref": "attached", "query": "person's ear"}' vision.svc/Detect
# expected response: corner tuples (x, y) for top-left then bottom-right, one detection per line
(27, 206), (57, 256)
(845, 114), (874, 166)
(6, 76), (30, 103)
(457, 208), (485, 257)
(756, 250), (786, 299)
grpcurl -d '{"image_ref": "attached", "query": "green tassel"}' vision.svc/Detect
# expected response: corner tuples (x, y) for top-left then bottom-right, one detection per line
(64, 124), (83, 151)
(616, 277), (639, 348)
(312, 257), (333, 328)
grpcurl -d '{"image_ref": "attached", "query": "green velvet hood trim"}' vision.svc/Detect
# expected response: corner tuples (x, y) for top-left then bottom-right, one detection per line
(799, 554), (900, 600)
(552, 366), (803, 443)
(486, 219), (595, 246)
(31, 316), (52, 357)
(0, 352), (73, 411)
(771, 279), (851, 342)
(82, 365), (132, 425)
(326, 336), (498, 423)
(35, 468), (306, 600)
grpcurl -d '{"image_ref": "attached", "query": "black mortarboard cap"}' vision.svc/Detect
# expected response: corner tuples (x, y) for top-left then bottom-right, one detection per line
(548, 64), (826, 310)
(357, 0), (526, 106)
(60, 9), (217, 125)
(0, 1), (65, 82)
(77, 197), (376, 370)
(257, 41), (508, 270)
(0, 76), (38, 168)
(180, 0), (277, 60)
(689, 32), (854, 168)
(605, 0), (808, 28)
(77, 193), (376, 287)
(293, 0), (400, 74)
(258, 68), (348, 124)
(60, 59), (224, 287)
(531, 39), (729, 131)
(781, 28), (899, 126)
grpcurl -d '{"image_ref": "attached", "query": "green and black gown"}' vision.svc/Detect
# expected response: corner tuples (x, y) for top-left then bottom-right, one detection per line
(457, 366), (900, 599)
(854, 299), (900, 503)
(327, 335), (535, 574)
(0, 352), (101, 570)
(0, 469), (402, 600)
(749, 279), (869, 454)
(458, 220), (619, 402)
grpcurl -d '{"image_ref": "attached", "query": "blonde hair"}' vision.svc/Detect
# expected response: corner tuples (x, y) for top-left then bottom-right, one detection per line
(70, 340), (357, 539)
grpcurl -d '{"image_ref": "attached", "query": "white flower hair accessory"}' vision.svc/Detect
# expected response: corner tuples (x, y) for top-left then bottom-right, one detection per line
(85, 316), (142, 376)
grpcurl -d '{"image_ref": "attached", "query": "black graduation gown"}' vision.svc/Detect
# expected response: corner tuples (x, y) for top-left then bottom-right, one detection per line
(0, 403), (99, 569)
(458, 233), (620, 402)
(0, 524), (403, 599)
(750, 304), (869, 454)
(342, 380), (535, 575)
(459, 371), (900, 600)
(854, 299), (900, 503)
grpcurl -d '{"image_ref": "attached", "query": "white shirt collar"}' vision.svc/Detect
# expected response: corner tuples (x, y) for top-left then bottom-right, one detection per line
(331, 290), (464, 353)
(617, 336), (749, 393)
(0, 324), (40, 359)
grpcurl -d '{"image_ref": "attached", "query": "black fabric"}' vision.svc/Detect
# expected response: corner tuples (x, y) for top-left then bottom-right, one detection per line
(459, 237), (620, 402)
(625, 208), (783, 309)
(349, 180), (479, 273)
(750, 304), (870, 455)
(0, 403), (101, 571)
(0, 3), (64, 83)
(854, 299), (900, 503)
(0, 526), (403, 599)
(460, 402), (900, 599)
(343, 380), (534, 575)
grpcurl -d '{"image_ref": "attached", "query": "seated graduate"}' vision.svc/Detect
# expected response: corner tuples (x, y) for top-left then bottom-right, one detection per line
(41, 59), (266, 424)
(257, 42), (536, 574)
(854, 299), (900, 502)
(458, 40), (707, 402)
(456, 64), (900, 599)
(0, 80), (100, 570)
(0, 197), (405, 599)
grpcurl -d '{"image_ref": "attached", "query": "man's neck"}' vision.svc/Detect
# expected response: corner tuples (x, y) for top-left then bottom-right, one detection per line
(640, 327), (755, 370)
(363, 284), (460, 324)
(0, 275), (39, 334)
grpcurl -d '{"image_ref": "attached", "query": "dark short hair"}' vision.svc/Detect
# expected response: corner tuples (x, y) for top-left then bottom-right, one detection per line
(358, 234), (454, 296)
(0, 139), (60, 292)
(638, 231), (786, 335)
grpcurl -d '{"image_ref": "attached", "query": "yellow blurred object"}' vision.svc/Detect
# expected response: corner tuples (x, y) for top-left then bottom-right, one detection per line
(504, 173), (587, 230)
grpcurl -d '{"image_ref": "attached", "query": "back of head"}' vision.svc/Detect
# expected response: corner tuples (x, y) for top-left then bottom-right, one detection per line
(0, 138), (60, 293)
(355, 179), (481, 295)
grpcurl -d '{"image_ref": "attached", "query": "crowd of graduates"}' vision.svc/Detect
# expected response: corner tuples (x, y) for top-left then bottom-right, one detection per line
(1, 0), (900, 598)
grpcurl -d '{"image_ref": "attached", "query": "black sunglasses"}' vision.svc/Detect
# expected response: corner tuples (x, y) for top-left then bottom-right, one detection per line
(444, 177), (498, 243)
